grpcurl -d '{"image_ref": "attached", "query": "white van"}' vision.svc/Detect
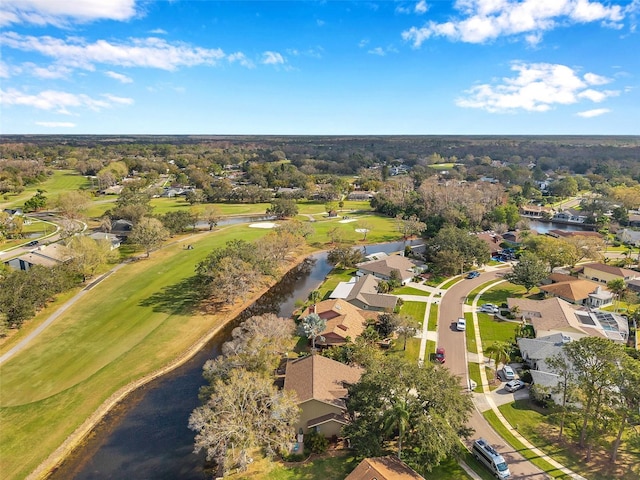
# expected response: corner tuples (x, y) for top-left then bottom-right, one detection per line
(472, 438), (511, 479)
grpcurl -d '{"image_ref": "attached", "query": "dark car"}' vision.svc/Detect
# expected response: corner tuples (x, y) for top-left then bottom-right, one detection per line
(466, 271), (480, 279)
(435, 347), (446, 364)
(26, 240), (39, 247)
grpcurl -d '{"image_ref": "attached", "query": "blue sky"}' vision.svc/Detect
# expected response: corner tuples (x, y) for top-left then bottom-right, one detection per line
(1, 0), (639, 135)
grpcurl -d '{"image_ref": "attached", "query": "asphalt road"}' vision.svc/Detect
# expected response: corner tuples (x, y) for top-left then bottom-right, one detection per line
(439, 271), (552, 479)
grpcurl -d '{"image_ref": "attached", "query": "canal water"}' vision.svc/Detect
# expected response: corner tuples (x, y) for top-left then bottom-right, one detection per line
(50, 241), (413, 480)
(526, 218), (592, 234)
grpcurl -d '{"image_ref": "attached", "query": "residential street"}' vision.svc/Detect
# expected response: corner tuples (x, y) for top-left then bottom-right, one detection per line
(438, 270), (557, 479)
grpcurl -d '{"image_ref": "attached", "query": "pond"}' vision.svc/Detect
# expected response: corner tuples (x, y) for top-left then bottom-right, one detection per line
(50, 240), (415, 479)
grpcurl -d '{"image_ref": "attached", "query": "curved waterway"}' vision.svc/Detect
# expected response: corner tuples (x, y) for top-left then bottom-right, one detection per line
(50, 241), (414, 479)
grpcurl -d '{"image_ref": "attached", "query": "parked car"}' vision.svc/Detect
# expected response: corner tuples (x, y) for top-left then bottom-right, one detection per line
(502, 365), (515, 380)
(456, 318), (466, 331)
(505, 379), (525, 392)
(435, 347), (446, 363)
(480, 303), (500, 314)
(466, 271), (480, 279)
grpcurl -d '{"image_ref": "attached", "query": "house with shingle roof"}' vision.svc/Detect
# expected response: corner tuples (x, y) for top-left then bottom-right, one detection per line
(356, 254), (420, 285)
(474, 231), (503, 255)
(283, 354), (363, 438)
(508, 297), (628, 343)
(330, 274), (398, 312)
(540, 277), (613, 308)
(579, 263), (639, 284)
(299, 299), (371, 347)
(5, 243), (73, 271)
(345, 456), (425, 480)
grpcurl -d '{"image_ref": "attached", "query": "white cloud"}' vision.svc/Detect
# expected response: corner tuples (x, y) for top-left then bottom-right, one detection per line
(149, 28), (167, 35)
(456, 62), (619, 113)
(583, 72), (611, 85)
(415, 1), (429, 14)
(317, 19), (325, 27)
(105, 71), (133, 83)
(28, 63), (72, 79)
(101, 93), (134, 105)
(227, 52), (255, 68)
(0, 88), (132, 113)
(577, 108), (611, 117)
(0, 0), (137, 27)
(367, 45), (399, 56)
(35, 121), (76, 128)
(0, 32), (227, 71)
(402, 0), (625, 46)
(262, 51), (285, 65)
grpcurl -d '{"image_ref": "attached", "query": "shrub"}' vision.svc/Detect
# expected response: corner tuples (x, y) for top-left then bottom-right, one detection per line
(304, 429), (329, 454)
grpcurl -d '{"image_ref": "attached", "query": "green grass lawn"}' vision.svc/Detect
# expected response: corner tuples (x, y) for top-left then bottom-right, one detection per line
(468, 362), (482, 393)
(388, 336), (421, 362)
(482, 410), (569, 479)
(465, 312), (477, 354)
(400, 301), (426, 325)
(427, 303), (437, 332)
(395, 285), (430, 296)
(316, 268), (357, 300)
(1, 170), (91, 210)
(499, 401), (640, 480)
(477, 313), (519, 345)
(440, 276), (462, 289)
(0, 224), (277, 480)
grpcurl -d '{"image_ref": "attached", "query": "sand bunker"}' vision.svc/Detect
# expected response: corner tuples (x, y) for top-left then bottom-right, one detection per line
(339, 219), (357, 223)
(249, 222), (278, 229)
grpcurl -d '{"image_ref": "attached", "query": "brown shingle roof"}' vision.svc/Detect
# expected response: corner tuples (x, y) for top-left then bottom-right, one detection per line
(540, 280), (611, 302)
(583, 263), (638, 279)
(345, 456), (425, 480)
(283, 354), (363, 407)
(507, 297), (586, 336)
(300, 299), (370, 343)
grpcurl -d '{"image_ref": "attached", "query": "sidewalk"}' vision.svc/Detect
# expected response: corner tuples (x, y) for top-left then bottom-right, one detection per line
(469, 281), (587, 480)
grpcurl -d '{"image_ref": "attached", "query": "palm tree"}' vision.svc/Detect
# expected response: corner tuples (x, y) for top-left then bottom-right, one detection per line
(607, 278), (627, 312)
(484, 341), (512, 380)
(383, 399), (410, 459)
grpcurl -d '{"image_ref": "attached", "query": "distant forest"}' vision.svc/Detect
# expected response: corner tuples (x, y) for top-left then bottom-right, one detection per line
(1, 135), (639, 179)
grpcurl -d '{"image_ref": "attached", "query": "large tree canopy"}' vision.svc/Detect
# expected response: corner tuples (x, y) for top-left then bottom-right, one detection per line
(344, 356), (473, 472)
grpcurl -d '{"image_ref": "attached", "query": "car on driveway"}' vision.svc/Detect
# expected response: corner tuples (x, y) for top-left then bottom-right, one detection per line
(505, 379), (525, 392)
(466, 271), (480, 279)
(479, 303), (500, 314)
(456, 318), (466, 331)
(502, 365), (515, 380)
(435, 347), (446, 363)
